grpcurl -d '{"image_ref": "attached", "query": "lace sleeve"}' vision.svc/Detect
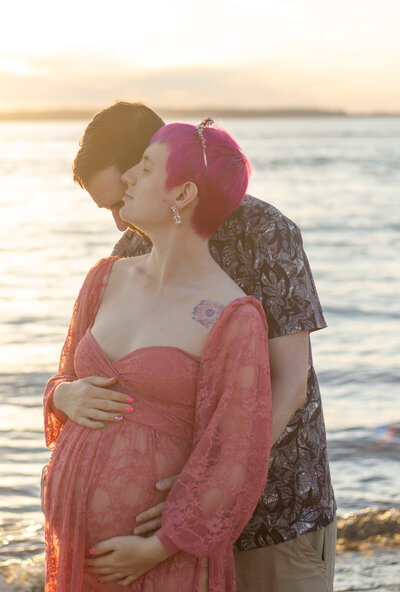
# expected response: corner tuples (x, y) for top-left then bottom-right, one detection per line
(43, 258), (115, 449)
(157, 300), (272, 557)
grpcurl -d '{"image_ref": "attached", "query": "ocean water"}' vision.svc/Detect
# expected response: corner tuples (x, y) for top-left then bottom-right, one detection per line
(0, 117), (399, 591)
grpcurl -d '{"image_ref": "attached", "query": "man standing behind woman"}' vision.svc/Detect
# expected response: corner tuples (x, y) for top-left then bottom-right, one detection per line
(44, 120), (272, 590)
(47, 102), (336, 591)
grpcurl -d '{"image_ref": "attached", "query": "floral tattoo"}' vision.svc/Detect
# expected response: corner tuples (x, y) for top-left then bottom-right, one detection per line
(192, 300), (225, 329)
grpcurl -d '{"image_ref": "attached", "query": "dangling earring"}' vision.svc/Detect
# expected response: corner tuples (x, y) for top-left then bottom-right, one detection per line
(171, 205), (182, 225)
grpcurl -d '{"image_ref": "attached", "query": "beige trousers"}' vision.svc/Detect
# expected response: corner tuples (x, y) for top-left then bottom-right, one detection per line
(235, 517), (337, 592)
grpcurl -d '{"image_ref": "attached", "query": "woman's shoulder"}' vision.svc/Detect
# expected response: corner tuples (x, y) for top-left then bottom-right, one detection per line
(223, 296), (266, 325)
(84, 256), (117, 284)
(84, 253), (148, 281)
(193, 266), (264, 328)
(209, 295), (268, 341)
(199, 296), (268, 361)
(111, 253), (149, 272)
(209, 265), (246, 301)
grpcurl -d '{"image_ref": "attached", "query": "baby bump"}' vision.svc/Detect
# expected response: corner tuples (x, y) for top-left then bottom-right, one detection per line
(85, 419), (192, 544)
(46, 418), (192, 547)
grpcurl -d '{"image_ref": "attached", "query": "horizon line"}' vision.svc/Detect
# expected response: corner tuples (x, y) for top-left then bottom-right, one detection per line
(0, 106), (399, 121)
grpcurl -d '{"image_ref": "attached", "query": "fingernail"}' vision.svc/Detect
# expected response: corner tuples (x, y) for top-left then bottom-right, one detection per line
(98, 423), (105, 429)
(125, 406), (134, 412)
(89, 546), (96, 555)
(109, 376), (117, 381)
(126, 396), (134, 402)
(157, 482), (169, 490)
(115, 415), (124, 421)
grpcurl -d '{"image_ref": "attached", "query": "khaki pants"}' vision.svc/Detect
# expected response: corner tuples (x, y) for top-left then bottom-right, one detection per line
(235, 517), (337, 592)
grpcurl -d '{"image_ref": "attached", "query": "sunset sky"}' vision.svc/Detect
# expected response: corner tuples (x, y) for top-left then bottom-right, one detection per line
(1, 0), (399, 113)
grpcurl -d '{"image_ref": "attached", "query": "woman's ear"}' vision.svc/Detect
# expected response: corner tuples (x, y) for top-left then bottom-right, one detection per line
(175, 182), (199, 208)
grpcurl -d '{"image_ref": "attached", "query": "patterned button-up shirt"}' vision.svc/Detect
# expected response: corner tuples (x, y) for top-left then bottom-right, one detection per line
(112, 194), (336, 549)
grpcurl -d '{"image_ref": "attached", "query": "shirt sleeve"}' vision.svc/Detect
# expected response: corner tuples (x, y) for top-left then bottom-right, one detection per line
(43, 258), (114, 449)
(208, 197), (326, 340)
(156, 301), (272, 557)
(257, 216), (327, 339)
(111, 230), (135, 257)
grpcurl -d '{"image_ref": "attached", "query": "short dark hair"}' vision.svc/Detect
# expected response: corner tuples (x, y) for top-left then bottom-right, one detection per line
(73, 101), (165, 188)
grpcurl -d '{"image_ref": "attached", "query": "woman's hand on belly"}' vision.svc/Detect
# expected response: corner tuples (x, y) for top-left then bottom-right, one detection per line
(53, 376), (134, 429)
(84, 534), (169, 585)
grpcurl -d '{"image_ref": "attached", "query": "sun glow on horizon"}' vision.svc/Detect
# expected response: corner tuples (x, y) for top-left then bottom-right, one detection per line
(1, 0), (399, 112)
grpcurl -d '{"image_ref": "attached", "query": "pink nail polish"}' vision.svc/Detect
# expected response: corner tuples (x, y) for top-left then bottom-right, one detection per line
(115, 415), (123, 420)
(126, 396), (134, 402)
(89, 546), (96, 555)
(125, 406), (134, 412)
(109, 376), (117, 381)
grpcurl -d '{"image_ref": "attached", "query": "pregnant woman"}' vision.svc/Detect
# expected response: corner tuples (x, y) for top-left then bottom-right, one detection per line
(43, 120), (272, 591)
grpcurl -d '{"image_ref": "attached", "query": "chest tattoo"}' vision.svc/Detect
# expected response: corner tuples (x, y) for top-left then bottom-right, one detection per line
(192, 299), (225, 329)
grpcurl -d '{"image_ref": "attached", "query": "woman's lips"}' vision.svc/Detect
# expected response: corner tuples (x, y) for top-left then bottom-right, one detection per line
(123, 193), (134, 201)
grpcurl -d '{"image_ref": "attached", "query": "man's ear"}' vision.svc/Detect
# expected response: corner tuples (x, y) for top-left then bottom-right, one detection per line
(175, 182), (199, 208)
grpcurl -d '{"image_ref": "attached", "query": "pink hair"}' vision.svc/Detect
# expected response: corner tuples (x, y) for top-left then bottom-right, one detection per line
(150, 123), (250, 238)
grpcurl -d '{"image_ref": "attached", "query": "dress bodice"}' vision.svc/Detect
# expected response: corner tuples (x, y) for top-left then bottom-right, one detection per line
(75, 328), (199, 410)
(43, 256), (272, 592)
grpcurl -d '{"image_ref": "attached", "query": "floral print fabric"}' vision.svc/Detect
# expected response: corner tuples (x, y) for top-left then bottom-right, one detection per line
(112, 194), (336, 549)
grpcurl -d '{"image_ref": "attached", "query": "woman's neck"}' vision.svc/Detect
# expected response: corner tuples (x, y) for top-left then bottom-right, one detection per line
(140, 228), (216, 292)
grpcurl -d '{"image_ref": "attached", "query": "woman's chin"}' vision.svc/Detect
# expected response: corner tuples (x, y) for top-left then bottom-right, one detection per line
(113, 209), (130, 231)
(118, 207), (133, 227)
(120, 214), (148, 237)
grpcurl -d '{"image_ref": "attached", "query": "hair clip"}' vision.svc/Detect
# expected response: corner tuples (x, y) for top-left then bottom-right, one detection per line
(196, 117), (214, 167)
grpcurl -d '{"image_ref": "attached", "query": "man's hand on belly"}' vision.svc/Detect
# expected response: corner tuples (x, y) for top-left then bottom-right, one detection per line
(84, 535), (169, 585)
(133, 474), (178, 535)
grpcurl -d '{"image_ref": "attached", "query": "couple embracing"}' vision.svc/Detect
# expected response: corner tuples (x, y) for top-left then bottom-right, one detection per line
(43, 102), (336, 591)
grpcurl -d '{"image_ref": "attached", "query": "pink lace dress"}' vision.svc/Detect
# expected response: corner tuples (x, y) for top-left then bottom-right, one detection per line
(43, 257), (272, 592)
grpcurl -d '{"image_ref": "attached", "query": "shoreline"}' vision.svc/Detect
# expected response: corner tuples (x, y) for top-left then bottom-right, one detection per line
(1, 108), (400, 122)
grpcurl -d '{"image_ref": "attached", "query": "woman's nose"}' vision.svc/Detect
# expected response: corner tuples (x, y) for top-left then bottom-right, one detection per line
(122, 166), (136, 185)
